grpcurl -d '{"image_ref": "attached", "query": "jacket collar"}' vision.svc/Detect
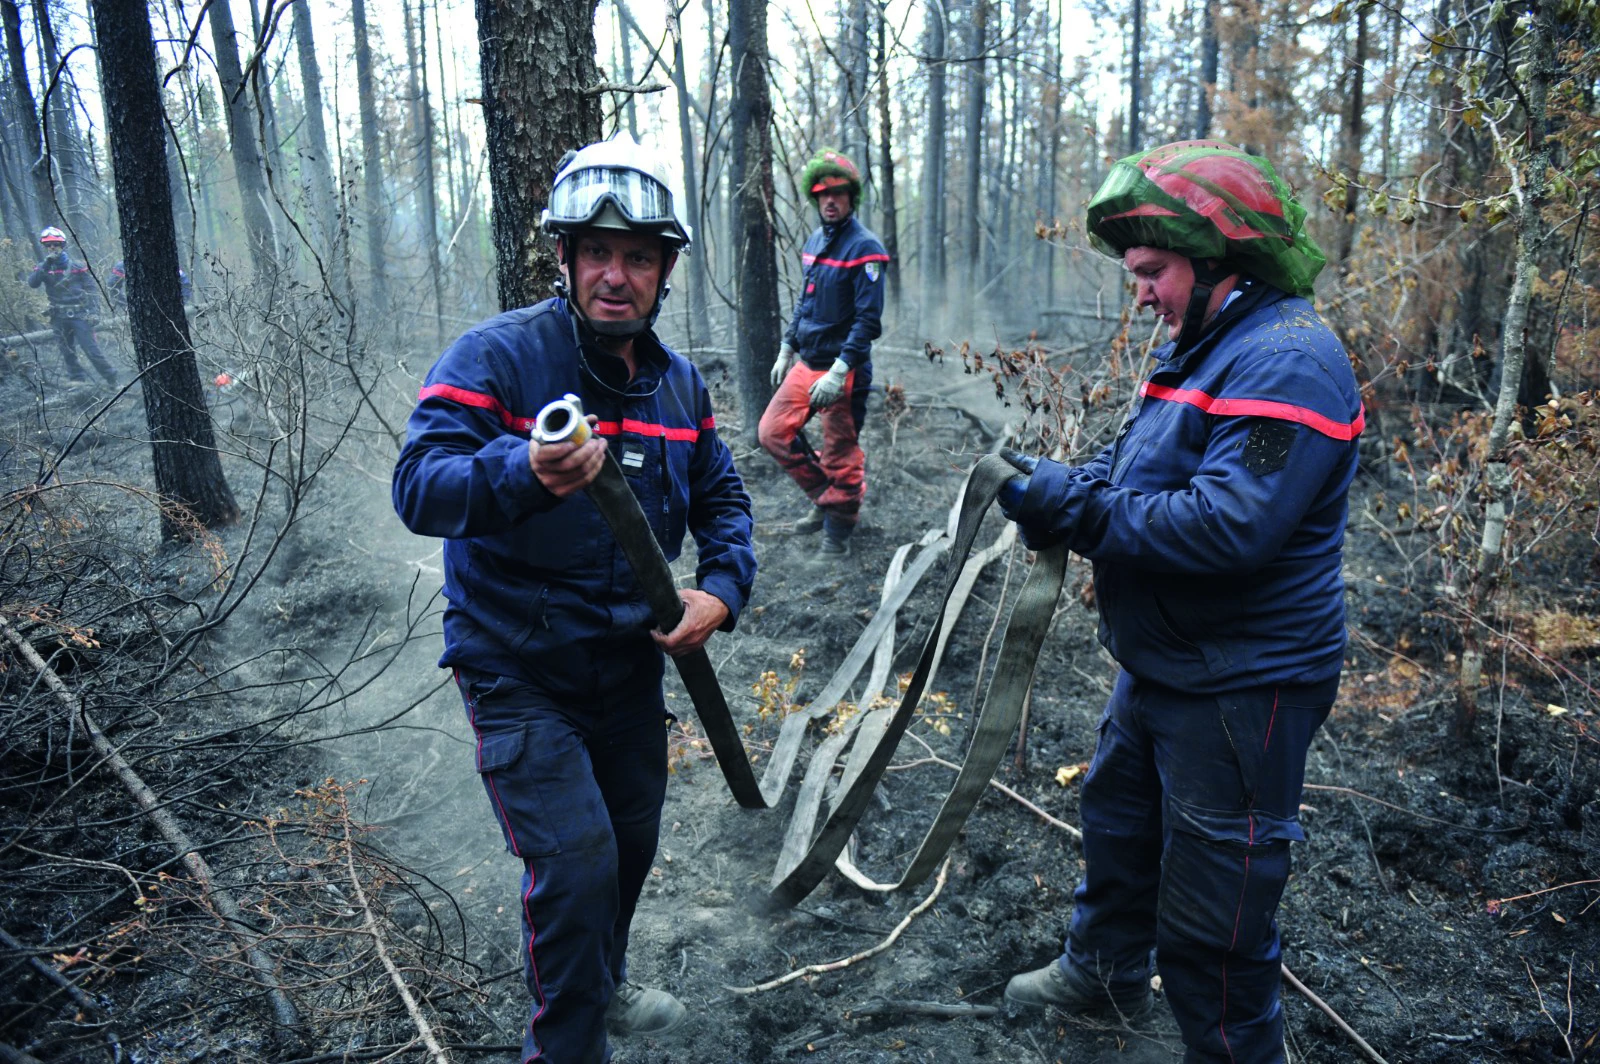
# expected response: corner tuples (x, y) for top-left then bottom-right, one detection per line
(1152, 278), (1284, 371)
(555, 299), (669, 398)
(819, 212), (859, 244)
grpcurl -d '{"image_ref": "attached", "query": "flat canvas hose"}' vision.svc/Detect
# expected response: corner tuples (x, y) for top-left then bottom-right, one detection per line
(536, 395), (1066, 905)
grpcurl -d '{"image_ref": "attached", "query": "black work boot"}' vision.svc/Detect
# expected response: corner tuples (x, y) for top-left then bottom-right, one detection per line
(818, 514), (853, 558)
(1004, 957), (1153, 1020)
(794, 507), (825, 534)
(606, 981), (686, 1037)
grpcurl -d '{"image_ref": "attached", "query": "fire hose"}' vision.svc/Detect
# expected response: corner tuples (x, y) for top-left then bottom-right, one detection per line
(535, 394), (1068, 907)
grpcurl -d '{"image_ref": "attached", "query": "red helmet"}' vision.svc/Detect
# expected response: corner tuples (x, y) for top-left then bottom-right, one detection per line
(38, 226), (66, 246)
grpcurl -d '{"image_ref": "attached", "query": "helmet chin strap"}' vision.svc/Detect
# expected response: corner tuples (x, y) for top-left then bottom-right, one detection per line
(1174, 258), (1229, 358)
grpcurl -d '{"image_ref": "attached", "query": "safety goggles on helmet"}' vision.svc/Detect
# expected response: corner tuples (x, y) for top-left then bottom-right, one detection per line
(39, 226), (66, 245)
(546, 166), (678, 235)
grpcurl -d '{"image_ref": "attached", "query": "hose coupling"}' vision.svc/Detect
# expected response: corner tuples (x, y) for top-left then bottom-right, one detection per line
(532, 392), (591, 446)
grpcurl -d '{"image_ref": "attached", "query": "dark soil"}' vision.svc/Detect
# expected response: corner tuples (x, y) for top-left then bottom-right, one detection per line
(2, 322), (1596, 1064)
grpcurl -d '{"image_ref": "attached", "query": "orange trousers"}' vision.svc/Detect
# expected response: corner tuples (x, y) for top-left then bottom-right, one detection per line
(757, 362), (865, 525)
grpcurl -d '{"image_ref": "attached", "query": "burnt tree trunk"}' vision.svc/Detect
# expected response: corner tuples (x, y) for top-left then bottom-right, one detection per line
(206, 0), (275, 276)
(665, 2), (712, 343)
(351, 0), (389, 315)
(405, 0), (445, 342)
(960, 0), (987, 332)
(1335, 6), (1367, 274)
(920, 0), (946, 332)
(729, 0), (778, 431)
(31, 0), (92, 251)
(1, 0), (52, 233)
(89, 0), (239, 537)
(874, 1), (899, 311)
(1128, 0), (1143, 152)
(1195, 0), (1218, 137)
(292, 0), (343, 297)
(476, 0), (601, 312)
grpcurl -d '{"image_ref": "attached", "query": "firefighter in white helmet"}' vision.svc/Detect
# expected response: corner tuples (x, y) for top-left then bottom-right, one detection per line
(27, 227), (118, 386)
(394, 135), (755, 1063)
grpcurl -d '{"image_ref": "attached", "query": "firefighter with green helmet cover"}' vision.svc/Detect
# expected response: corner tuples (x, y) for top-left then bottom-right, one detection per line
(759, 148), (889, 558)
(996, 141), (1362, 1063)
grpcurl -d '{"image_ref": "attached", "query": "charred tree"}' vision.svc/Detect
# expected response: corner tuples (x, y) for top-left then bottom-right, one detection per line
(350, 0), (389, 315)
(874, 1), (898, 311)
(960, 0), (987, 331)
(1128, 0), (1143, 152)
(292, 0), (343, 297)
(665, 1), (711, 343)
(920, 0), (947, 332)
(89, 0), (239, 537)
(245, 0), (287, 186)
(729, 0), (778, 430)
(1195, 0), (1218, 137)
(2, 0), (52, 233)
(206, 0), (275, 276)
(30, 0), (92, 250)
(404, 0), (445, 342)
(476, 0), (601, 312)
(1335, 5), (1368, 274)
(841, 0), (871, 223)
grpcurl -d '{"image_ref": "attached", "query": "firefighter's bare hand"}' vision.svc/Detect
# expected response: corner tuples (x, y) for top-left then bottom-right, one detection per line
(529, 415), (605, 498)
(652, 588), (729, 657)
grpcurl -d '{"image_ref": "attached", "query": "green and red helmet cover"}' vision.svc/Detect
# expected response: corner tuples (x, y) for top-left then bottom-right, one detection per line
(801, 149), (862, 206)
(1086, 140), (1325, 297)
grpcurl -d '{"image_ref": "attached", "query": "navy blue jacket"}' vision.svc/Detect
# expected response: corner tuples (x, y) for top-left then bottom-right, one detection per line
(28, 254), (96, 318)
(393, 298), (756, 698)
(1012, 282), (1363, 693)
(783, 214), (887, 370)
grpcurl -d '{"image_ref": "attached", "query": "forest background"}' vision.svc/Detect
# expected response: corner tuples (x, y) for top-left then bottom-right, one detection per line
(0, 0), (1597, 1060)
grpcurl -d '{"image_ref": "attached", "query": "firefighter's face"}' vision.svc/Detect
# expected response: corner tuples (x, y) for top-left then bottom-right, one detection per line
(565, 230), (673, 324)
(1125, 247), (1197, 340)
(816, 188), (852, 223)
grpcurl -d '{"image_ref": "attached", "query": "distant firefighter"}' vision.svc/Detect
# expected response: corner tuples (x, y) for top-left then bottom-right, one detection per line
(759, 148), (888, 558)
(27, 227), (117, 386)
(108, 259), (192, 311)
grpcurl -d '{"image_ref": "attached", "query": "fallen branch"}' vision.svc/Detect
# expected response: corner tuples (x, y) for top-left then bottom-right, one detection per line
(1486, 879), (1600, 914)
(728, 857), (951, 994)
(1301, 782), (1509, 832)
(1281, 963), (1390, 1064)
(0, 615), (303, 1041)
(0, 1042), (46, 1064)
(340, 814), (451, 1064)
(846, 996), (999, 1020)
(0, 927), (122, 1060)
(897, 732), (1082, 839)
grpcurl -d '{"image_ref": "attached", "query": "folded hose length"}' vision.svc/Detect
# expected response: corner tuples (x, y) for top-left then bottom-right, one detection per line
(575, 437), (1059, 906)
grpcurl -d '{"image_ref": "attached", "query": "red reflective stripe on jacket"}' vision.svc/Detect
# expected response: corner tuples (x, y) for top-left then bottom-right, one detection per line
(800, 252), (892, 269)
(418, 382), (536, 432)
(1140, 382), (1365, 441)
(417, 384), (707, 441)
(594, 418), (701, 442)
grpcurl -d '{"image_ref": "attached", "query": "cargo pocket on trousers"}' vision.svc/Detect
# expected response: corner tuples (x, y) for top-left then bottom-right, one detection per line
(475, 726), (560, 858)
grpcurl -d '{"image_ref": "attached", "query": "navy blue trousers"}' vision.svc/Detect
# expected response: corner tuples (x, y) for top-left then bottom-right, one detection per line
(52, 316), (117, 384)
(1062, 672), (1332, 1063)
(458, 668), (669, 1064)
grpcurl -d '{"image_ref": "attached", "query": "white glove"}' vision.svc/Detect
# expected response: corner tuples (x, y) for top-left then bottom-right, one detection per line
(770, 344), (796, 389)
(808, 357), (851, 409)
